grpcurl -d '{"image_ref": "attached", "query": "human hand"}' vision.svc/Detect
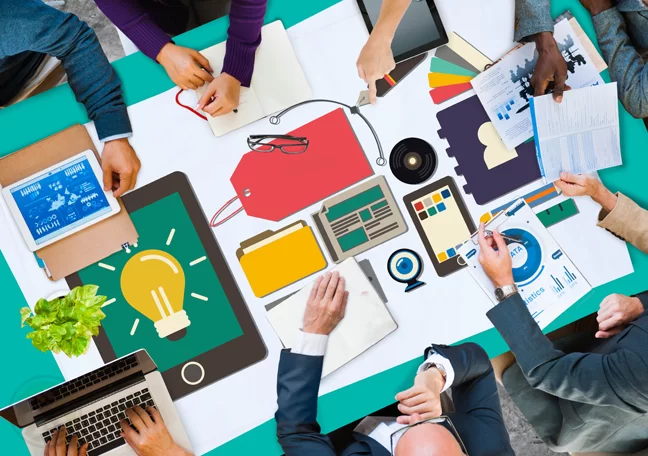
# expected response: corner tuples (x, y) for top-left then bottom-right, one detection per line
(477, 223), (514, 288)
(579, 0), (614, 16)
(157, 43), (213, 90)
(303, 272), (349, 336)
(44, 426), (87, 456)
(596, 294), (644, 338)
(555, 172), (617, 212)
(395, 367), (445, 425)
(531, 32), (569, 102)
(101, 138), (141, 198)
(196, 72), (241, 117)
(356, 31), (395, 104)
(120, 406), (192, 456)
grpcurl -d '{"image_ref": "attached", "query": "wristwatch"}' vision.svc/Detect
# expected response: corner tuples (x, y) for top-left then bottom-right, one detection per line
(425, 362), (447, 381)
(494, 284), (518, 302)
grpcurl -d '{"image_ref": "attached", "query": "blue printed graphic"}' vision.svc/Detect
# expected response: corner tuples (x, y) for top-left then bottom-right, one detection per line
(10, 156), (110, 245)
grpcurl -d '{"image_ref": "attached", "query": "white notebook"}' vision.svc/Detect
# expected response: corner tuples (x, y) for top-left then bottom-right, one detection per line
(266, 258), (398, 377)
(196, 20), (312, 136)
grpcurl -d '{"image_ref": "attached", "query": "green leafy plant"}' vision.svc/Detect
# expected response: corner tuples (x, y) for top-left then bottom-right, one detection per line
(20, 285), (107, 357)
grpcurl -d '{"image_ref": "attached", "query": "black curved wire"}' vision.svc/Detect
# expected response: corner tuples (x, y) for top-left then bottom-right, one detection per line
(269, 99), (386, 167)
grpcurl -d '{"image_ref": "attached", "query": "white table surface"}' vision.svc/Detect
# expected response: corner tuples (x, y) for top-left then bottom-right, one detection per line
(0, 0), (633, 453)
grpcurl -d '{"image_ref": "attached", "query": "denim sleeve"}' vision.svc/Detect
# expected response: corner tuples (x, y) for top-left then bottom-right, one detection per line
(593, 8), (648, 118)
(0, 0), (131, 139)
(514, 0), (554, 42)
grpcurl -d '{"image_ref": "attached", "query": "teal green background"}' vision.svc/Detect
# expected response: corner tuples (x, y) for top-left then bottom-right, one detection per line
(1, 0), (647, 455)
(77, 193), (242, 372)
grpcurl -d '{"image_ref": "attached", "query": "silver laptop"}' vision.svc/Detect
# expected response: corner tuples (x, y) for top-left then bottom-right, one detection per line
(0, 350), (192, 455)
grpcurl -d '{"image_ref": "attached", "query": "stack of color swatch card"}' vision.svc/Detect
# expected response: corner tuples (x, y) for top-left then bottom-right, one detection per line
(429, 32), (492, 105)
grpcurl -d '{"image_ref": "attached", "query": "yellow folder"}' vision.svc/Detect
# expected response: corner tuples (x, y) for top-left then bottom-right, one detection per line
(428, 72), (473, 88)
(237, 220), (327, 298)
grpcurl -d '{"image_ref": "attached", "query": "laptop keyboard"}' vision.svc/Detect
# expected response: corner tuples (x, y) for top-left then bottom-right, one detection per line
(41, 387), (155, 456)
(30, 354), (139, 411)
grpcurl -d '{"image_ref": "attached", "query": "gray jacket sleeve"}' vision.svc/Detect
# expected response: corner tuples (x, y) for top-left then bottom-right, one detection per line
(592, 8), (648, 118)
(487, 293), (648, 412)
(514, 0), (554, 42)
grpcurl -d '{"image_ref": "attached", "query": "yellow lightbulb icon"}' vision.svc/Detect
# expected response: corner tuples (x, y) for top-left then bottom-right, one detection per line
(121, 249), (191, 338)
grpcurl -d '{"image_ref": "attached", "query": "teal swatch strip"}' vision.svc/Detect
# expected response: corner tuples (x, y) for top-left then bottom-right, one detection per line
(0, 0), (343, 158)
(429, 57), (478, 77)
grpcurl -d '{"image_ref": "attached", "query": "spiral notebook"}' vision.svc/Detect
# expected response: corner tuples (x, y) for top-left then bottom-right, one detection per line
(196, 20), (312, 136)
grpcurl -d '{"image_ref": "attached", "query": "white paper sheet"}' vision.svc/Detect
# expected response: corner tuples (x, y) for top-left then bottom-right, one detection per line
(266, 258), (397, 377)
(471, 19), (604, 150)
(531, 83), (621, 181)
(457, 200), (592, 329)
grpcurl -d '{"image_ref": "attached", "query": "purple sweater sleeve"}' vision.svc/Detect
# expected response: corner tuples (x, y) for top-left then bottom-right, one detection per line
(222, 0), (267, 87)
(96, 0), (267, 87)
(94, 0), (172, 61)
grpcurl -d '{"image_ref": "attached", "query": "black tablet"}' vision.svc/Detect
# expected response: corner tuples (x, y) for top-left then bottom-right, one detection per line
(403, 177), (476, 277)
(66, 172), (267, 400)
(357, 0), (448, 63)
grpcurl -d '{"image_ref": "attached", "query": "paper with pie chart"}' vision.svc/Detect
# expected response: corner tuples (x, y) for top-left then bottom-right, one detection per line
(457, 199), (591, 329)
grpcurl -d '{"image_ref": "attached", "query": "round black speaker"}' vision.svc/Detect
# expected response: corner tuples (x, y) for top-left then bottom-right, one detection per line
(389, 137), (437, 185)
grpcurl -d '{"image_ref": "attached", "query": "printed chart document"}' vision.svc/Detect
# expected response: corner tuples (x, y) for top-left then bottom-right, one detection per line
(530, 83), (621, 182)
(471, 19), (604, 150)
(266, 258), (397, 377)
(457, 199), (591, 329)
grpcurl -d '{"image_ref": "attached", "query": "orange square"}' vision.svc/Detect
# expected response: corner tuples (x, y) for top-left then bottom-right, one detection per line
(437, 251), (448, 262)
(432, 193), (442, 203)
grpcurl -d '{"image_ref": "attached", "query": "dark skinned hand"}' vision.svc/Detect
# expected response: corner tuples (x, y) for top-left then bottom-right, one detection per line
(531, 32), (570, 102)
(579, 0), (614, 16)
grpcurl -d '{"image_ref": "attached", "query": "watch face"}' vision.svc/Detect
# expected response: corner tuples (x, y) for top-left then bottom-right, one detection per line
(495, 288), (505, 300)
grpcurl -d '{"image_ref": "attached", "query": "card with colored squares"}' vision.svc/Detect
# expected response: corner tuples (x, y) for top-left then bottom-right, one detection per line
(404, 177), (476, 277)
(428, 32), (492, 105)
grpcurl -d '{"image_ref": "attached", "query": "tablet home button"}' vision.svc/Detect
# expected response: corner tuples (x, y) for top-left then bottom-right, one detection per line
(181, 361), (205, 386)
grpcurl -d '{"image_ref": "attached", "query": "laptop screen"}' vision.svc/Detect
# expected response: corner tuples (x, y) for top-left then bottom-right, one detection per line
(0, 350), (156, 428)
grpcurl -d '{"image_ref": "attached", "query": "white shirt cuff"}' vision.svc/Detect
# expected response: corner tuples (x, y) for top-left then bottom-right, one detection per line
(290, 330), (328, 356)
(417, 350), (455, 393)
(101, 133), (133, 143)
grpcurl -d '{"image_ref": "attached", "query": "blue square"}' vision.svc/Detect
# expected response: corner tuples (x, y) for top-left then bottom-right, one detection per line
(437, 202), (446, 212)
(446, 247), (456, 257)
(441, 189), (451, 199)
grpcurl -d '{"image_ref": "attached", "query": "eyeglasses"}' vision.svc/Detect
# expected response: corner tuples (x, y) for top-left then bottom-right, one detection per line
(390, 416), (468, 455)
(247, 134), (309, 154)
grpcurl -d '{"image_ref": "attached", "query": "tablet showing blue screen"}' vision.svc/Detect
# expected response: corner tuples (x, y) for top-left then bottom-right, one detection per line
(10, 156), (111, 245)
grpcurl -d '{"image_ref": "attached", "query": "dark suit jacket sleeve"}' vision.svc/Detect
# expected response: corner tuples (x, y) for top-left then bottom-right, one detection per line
(488, 293), (648, 412)
(430, 343), (507, 424)
(275, 349), (336, 456)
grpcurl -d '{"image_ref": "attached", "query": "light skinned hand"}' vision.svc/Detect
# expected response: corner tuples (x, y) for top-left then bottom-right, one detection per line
(531, 32), (569, 102)
(395, 367), (445, 425)
(596, 294), (644, 338)
(579, 0), (614, 16)
(477, 223), (514, 288)
(45, 426), (87, 456)
(196, 72), (241, 117)
(120, 406), (192, 456)
(101, 138), (141, 197)
(356, 32), (395, 104)
(156, 43), (213, 90)
(303, 272), (349, 335)
(554, 172), (618, 212)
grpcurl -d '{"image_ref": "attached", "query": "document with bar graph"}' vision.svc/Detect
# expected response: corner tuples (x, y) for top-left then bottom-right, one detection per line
(457, 199), (591, 329)
(312, 176), (407, 263)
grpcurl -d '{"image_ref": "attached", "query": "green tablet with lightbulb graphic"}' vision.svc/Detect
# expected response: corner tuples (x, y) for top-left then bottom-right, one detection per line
(66, 172), (266, 400)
